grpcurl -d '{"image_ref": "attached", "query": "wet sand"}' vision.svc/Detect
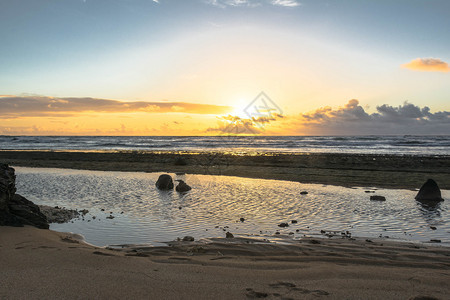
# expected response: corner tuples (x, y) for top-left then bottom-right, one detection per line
(1, 226), (449, 299)
(1, 150), (449, 189)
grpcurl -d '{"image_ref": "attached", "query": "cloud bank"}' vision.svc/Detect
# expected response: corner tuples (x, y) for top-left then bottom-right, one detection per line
(292, 100), (450, 135)
(402, 58), (450, 72)
(0, 96), (232, 118)
(208, 99), (450, 135)
(207, 113), (284, 134)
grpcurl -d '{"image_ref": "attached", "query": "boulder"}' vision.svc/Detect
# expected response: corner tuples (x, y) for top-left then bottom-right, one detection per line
(8, 194), (49, 229)
(175, 180), (192, 192)
(0, 163), (49, 228)
(370, 195), (386, 201)
(155, 174), (174, 190)
(415, 179), (444, 202)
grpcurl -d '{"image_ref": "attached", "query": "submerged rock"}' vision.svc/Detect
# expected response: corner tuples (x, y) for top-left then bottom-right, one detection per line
(155, 174), (174, 190)
(175, 180), (192, 192)
(39, 205), (80, 223)
(415, 179), (444, 202)
(370, 195), (386, 201)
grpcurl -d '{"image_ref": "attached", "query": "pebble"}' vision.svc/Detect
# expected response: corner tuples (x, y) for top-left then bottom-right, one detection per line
(300, 191), (308, 195)
(291, 220), (297, 224)
(240, 217), (245, 222)
(225, 232), (234, 238)
(278, 222), (289, 228)
(430, 226), (437, 230)
(182, 236), (195, 242)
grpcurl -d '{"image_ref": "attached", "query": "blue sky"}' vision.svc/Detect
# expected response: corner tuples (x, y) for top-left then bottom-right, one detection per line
(1, 0), (449, 135)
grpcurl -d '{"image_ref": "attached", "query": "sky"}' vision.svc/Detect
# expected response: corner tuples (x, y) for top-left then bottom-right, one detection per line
(1, 0), (449, 135)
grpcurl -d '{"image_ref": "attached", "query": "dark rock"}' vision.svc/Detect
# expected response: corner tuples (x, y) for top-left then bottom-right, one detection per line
(175, 180), (191, 192)
(0, 163), (15, 212)
(0, 164), (49, 229)
(225, 232), (234, 238)
(240, 217), (245, 222)
(39, 205), (79, 223)
(182, 236), (194, 241)
(278, 222), (289, 228)
(155, 174), (174, 190)
(8, 194), (49, 229)
(370, 195), (386, 201)
(300, 191), (308, 195)
(408, 296), (440, 300)
(430, 239), (441, 243)
(415, 179), (444, 202)
(430, 226), (437, 230)
(291, 220), (297, 224)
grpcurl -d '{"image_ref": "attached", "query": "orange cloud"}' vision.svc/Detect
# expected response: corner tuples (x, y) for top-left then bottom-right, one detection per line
(402, 58), (450, 72)
(0, 96), (233, 118)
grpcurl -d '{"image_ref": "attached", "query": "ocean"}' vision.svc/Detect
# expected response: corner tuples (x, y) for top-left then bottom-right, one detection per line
(1, 135), (450, 155)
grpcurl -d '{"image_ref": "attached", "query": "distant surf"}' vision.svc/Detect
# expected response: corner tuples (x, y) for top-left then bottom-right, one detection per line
(1, 135), (449, 155)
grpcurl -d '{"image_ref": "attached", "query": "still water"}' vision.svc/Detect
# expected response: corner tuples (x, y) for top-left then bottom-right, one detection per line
(15, 167), (449, 247)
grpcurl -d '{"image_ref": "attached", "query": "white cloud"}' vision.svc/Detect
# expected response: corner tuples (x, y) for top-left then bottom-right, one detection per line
(205, 0), (300, 8)
(271, 0), (300, 7)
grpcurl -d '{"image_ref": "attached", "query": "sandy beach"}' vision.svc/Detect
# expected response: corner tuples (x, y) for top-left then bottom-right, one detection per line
(1, 151), (449, 299)
(1, 150), (449, 189)
(1, 226), (449, 299)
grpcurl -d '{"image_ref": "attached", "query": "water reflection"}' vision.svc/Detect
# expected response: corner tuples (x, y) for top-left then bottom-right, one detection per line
(416, 200), (442, 221)
(14, 167), (450, 247)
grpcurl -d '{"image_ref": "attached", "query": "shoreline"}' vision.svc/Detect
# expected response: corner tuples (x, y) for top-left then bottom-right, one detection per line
(1, 226), (449, 299)
(1, 150), (449, 189)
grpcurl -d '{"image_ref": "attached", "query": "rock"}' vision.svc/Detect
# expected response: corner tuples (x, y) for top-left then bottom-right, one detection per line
(225, 232), (234, 238)
(430, 226), (437, 230)
(300, 191), (308, 195)
(370, 195), (386, 201)
(415, 179), (444, 202)
(0, 164), (48, 229)
(39, 205), (79, 223)
(175, 180), (191, 192)
(240, 217), (245, 222)
(155, 174), (174, 190)
(278, 222), (289, 228)
(291, 220), (297, 224)
(8, 194), (49, 229)
(408, 296), (440, 300)
(182, 236), (194, 241)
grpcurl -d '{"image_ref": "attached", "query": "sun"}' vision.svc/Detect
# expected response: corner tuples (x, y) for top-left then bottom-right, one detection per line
(229, 99), (250, 119)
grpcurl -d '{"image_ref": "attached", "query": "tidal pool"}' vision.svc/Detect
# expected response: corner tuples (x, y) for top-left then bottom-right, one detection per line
(14, 167), (449, 247)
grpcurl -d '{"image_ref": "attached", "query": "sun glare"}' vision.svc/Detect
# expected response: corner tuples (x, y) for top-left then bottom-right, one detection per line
(230, 99), (250, 119)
